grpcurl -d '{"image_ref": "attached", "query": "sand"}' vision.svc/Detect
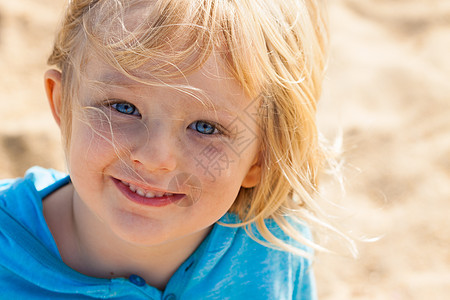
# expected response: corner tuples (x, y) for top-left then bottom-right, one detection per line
(0, 0), (449, 299)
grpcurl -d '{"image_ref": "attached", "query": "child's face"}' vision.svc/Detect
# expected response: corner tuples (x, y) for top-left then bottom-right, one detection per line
(60, 52), (261, 246)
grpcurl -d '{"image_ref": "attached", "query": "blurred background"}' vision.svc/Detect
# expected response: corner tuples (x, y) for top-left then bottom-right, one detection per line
(0, 0), (448, 299)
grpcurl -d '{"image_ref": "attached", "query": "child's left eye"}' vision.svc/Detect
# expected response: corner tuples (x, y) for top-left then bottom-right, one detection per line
(188, 121), (220, 135)
(110, 102), (141, 116)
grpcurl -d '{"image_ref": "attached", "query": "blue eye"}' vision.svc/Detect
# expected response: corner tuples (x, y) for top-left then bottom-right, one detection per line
(189, 121), (219, 135)
(111, 102), (140, 116)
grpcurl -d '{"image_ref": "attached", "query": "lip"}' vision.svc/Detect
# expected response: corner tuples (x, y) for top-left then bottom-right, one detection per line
(112, 177), (185, 207)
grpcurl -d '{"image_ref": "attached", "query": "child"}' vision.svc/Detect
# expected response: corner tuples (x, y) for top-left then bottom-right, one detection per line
(0, 0), (334, 298)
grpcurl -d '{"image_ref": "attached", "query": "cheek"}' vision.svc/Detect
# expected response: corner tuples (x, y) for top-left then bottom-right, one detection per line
(186, 140), (234, 181)
(67, 125), (106, 185)
(69, 111), (146, 164)
(187, 133), (259, 186)
(67, 120), (121, 179)
(186, 140), (252, 201)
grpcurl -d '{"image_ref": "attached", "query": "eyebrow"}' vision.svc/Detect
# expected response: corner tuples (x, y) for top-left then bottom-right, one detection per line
(187, 98), (238, 120)
(96, 71), (140, 86)
(168, 90), (239, 121)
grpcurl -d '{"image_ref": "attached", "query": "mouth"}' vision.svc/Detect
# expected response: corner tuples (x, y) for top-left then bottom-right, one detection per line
(121, 180), (173, 198)
(112, 177), (185, 207)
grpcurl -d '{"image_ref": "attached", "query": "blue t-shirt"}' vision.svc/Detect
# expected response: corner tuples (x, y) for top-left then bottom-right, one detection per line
(0, 167), (316, 299)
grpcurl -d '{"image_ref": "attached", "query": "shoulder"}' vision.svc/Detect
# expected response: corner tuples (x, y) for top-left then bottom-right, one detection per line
(0, 166), (68, 222)
(185, 213), (316, 299)
(0, 166), (67, 198)
(0, 166), (68, 256)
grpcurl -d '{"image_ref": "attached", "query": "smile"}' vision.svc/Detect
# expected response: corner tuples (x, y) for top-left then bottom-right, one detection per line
(112, 178), (185, 207)
(121, 180), (173, 199)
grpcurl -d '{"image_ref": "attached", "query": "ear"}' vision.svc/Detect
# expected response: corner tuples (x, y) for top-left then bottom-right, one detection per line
(241, 156), (262, 188)
(44, 69), (63, 127)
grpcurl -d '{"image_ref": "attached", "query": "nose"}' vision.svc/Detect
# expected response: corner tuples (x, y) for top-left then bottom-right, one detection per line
(129, 123), (178, 174)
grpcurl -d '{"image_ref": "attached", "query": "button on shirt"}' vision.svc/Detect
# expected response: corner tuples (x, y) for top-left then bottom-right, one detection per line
(129, 275), (146, 287)
(0, 167), (317, 299)
(164, 294), (177, 300)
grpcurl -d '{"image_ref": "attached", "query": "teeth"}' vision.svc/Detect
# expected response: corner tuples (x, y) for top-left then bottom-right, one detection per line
(136, 189), (146, 197)
(145, 191), (155, 198)
(123, 181), (170, 198)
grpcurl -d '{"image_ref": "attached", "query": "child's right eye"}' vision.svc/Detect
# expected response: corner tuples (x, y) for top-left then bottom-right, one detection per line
(110, 102), (141, 116)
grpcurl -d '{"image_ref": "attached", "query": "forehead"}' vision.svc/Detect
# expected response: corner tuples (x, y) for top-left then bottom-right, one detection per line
(77, 0), (256, 110)
(88, 0), (204, 46)
(81, 0), (225, 83)
(82, 51), (254, 112)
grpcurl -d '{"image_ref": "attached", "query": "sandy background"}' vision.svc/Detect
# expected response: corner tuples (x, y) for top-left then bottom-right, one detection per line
(0, 0), (449, 299)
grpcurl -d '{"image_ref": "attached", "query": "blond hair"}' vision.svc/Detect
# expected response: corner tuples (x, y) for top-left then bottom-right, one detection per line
(48, 0), (352, 257)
